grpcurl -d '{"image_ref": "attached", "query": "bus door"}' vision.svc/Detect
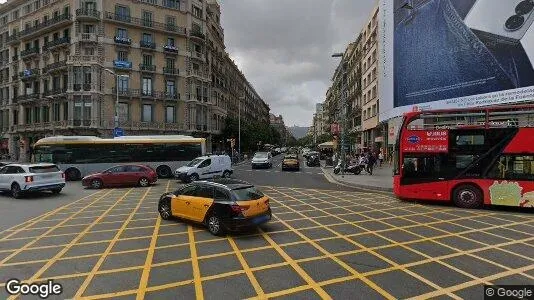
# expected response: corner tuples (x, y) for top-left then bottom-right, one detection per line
(401, 154), (450, 201)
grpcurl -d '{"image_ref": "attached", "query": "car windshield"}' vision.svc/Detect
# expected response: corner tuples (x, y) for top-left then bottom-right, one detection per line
(187, 158), (204, 167)
(285, 155), (298, 160)
(254, 152), (268, 158)
(232, 186), (264, 201)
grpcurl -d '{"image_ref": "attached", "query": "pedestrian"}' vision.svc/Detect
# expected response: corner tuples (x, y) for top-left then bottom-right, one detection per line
(367, 152), (376, 175)
(378, 151), (384, 167)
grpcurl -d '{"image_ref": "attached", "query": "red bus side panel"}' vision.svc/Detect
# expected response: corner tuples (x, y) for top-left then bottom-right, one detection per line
(503, 128), (534, 153)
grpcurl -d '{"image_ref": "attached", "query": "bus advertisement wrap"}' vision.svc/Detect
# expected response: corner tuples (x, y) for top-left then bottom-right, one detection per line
(402, 130), (449, 153)
(379, 0), (534, 121)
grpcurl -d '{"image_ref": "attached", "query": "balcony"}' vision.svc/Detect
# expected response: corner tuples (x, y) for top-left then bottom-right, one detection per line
(187, 69), (207, 79)
(190, 31), (206, 40)
(19, 69), (40, 80)
(80, 33), (98, 43)
(43, 88), (67, 97)
(164, 92), (179, 101)
(76, 8), (101, 20)
(7, 34), (19, 44)
(67, 55), (100, 65)
(139, 64), (156, 72)
(113, 60), (132, 69)
(43, 61), (68, 74)
(18, 13), (72, 40)
(20, 47), (40, 59)
(163, 45), (178, 54)
(192, 51), (204, 60)
(112, 88), (134, 97)
(139, 40), (156, 50)
(163, 67), (179, 75)
(114, 36), (132, 46)
(104, 12), (187, 35)
(15, 93), (40, 103)
(43, 37), (71, 51)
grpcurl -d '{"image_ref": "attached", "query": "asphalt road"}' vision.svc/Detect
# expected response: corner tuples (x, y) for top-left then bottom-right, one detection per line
(0, 157), (532, 299)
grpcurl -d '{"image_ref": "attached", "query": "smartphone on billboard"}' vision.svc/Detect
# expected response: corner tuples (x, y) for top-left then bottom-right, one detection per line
(464, 0), (534, 44)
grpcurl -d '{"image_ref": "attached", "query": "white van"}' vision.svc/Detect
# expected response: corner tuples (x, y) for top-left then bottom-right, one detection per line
(174, 155), (233, 183)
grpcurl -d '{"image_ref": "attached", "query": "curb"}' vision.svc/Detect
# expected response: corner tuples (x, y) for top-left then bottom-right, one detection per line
(321, 167), (393, 194)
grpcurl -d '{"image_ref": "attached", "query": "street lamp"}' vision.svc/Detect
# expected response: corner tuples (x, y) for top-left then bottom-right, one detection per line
(104, 69), (129, 132)
(332, 52), (347, 176)
(44, 96), (56, 136)
(238, 95), (245, 161)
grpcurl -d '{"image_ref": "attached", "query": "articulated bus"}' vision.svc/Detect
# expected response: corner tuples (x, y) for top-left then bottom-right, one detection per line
(33, 136), (206, 180)
(394, 104), (534, 208)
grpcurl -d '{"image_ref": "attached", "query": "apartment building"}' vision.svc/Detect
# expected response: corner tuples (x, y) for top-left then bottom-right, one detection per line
(0, 0), (269, 160)
(321, 4), (380, 154)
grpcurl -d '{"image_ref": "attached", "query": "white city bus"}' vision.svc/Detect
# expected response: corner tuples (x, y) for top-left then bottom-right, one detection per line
(32, 135), (206, 180)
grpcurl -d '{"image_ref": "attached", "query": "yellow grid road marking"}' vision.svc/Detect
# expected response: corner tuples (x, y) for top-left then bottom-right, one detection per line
(74, 188), (152, 298)
(228, 237), (265, 297)
(188, 225), (204, 300)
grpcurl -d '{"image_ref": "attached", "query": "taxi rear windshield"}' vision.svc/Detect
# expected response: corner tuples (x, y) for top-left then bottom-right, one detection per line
(29, 165), (60, 173)
(232, 186), (264, 201)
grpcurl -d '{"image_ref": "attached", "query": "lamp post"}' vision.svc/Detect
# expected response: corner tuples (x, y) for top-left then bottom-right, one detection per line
(332, 52), (347, 176)
(239, 95), (245, 162)
(104, 69), (129, 133)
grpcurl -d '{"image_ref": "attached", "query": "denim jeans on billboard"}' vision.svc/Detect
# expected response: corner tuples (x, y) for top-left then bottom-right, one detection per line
(393, 0), (521, 107)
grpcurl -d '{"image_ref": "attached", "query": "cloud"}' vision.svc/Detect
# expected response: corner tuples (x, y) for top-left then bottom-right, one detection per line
(219, 0), (377, 126)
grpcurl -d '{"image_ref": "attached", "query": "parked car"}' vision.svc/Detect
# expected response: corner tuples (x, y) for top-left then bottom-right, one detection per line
(282, 154), (300, 171)
(82, 164), (157, 189)
(0, 163), (65, 198)
(251, 152), (273, 169)
(158, 179), (271, 235)
(174, 155), (233, 183)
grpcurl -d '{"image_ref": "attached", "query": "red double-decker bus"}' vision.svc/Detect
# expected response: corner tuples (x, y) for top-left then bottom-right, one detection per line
(393, 104), (534, 209)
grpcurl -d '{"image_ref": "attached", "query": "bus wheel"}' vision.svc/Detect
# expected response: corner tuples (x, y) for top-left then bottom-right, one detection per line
(156, 165), (172, 178)
(453, 185), (483, 209)
(65, 168), (81, 181)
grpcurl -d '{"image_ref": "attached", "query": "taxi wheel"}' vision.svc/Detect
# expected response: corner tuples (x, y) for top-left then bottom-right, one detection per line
(51, 188), (62, 194)
(158, 198), (172, 220)
(207, 214), (224, 236)
(189, 173), (199, 182)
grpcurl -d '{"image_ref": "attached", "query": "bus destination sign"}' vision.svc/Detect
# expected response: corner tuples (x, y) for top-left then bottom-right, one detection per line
(403, 130), (449, 153)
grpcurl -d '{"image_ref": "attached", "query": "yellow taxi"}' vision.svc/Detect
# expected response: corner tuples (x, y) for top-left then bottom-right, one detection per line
(158, 179), (271, 235)
(282, 154), (300, 171)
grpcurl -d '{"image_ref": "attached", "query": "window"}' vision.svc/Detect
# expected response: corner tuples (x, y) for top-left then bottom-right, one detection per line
(181, 185), (199, 196)
(107, 166), (126, 173)
(84, 24), (95, 33)
(194, 186), (213, 198)
(232, 187), (265, 201)
(490, 156), (534, 181)
(115, 5), (129, 18)
(53, 103), (60, 121)
(142, 11), (153, 26)
(142, 54), (152, 66)
(25, 107), (32, 124)
(117, 28), (127, 38)
(125, 165), (144, 172)
(164, 0), (179, 9)
(63, 101), (68, 120)
(118, 51), (127, 61)
(214, 188), (229, 200)
(74, 98), (82, 123)
(118, 102), (129, 121)
(24, 5), (31, 14)
(167, 37), (175, 46)
(142, 33), (152, 42)
(12, 10), (19, 20)
(34, 106), (40, 123)
(192, 6), (202, 18)
(118, 76), (129, 92)
(142, 77), (152, 95)
(142, 104), (152, 122)
(456, 135), (485, 146)
(198, 159), (211, 168)
(166, 106), (175, 123)
(166, 80), (175, 95)
(84, 48), (94, 55)
(166, 15), (176, 26)
(166, 58), (175, 69)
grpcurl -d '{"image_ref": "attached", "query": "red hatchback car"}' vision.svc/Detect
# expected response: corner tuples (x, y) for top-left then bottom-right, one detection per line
(82, 165), (157, 189)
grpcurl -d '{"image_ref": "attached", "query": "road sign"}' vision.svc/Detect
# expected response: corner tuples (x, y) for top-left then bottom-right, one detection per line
(113, 127), (124, 138)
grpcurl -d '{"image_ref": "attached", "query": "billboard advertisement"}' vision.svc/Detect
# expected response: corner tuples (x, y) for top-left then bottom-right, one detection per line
(379, 0), (534, 121)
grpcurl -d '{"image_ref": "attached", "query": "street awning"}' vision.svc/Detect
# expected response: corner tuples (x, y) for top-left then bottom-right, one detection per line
(318, 141), (334, 149)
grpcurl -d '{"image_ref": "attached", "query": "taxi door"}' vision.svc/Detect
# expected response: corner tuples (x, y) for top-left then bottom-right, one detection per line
(171, 185), (198, 219)
(188, 185), (214, 222)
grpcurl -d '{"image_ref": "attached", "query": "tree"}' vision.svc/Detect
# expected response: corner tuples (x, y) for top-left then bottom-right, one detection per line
(221, 117), (280, 153)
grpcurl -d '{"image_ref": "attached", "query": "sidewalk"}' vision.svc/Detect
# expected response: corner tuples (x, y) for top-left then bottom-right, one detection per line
(321, 162), (394, 192)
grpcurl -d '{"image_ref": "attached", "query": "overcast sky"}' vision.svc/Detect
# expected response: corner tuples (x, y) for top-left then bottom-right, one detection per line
(219, 0), (377, 127)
